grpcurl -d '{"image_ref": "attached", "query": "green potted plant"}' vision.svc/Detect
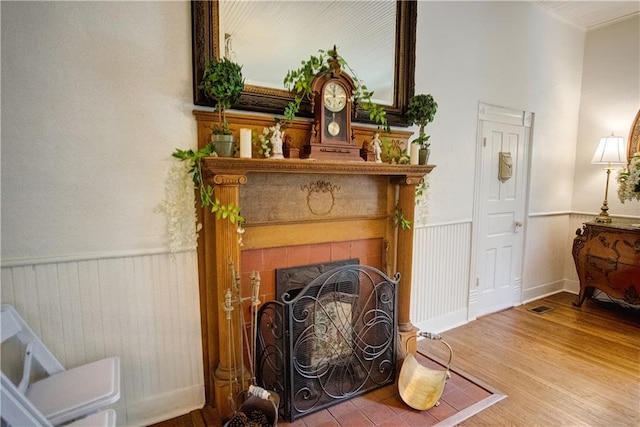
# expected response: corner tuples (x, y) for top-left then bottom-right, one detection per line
(199, 57), (245, 157)
(406, 94), (438, 165)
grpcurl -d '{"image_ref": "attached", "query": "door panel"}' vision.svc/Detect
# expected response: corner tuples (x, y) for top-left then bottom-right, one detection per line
(476, 121), (527, 316)
(488, 213), (515, 235)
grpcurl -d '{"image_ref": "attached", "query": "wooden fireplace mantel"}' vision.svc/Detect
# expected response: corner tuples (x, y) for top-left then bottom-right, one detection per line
(193, 110), (434, 419)
(200, 157), (433, 178)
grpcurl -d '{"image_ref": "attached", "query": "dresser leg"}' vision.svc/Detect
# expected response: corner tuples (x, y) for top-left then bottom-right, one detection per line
(573, 286), (594, 307)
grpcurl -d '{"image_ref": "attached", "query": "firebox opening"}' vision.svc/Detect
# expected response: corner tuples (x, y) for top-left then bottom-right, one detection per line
(275, 258), (360, 301)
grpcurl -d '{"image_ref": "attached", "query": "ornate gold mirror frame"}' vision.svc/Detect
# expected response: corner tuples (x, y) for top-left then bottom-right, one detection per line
(191, 0), (417, 127)
(628, 109), (640, 162)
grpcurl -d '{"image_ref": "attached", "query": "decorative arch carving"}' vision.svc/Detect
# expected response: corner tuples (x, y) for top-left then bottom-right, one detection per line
(628, 109), (640, 162)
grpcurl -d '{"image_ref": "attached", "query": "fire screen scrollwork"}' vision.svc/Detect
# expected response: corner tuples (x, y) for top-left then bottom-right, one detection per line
(256, 265), (399, 421)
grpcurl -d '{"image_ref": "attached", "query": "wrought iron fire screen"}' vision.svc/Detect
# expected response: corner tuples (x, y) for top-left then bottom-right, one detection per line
(256, 264), (399, 421)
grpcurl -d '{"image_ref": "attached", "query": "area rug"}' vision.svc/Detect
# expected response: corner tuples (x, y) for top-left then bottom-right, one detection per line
(415, 348), (507, 427)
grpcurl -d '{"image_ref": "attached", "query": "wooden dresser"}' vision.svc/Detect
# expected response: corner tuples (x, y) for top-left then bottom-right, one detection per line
(572, 222), (640, 307)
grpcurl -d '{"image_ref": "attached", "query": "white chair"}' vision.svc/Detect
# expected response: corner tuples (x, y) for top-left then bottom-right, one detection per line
(2, 372), (116, 427)
(1, 304), (120, 426)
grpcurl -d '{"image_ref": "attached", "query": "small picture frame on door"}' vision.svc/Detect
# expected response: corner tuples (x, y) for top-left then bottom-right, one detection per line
(498, 151), (513, 182)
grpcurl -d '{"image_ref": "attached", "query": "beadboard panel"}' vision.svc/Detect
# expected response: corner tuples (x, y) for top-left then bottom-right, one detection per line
(411, 221), (472, 333)
(409, 214), (610, 332)
(521, 214), (572, 301)
(0, 250), (205, 426)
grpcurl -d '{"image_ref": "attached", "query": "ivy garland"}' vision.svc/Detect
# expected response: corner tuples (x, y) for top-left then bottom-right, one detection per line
(282, 47), (389, 131)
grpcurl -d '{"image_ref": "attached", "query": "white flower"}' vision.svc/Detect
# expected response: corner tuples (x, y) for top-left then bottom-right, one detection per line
(156, 159), (201, 253)
(258, 126), (274, 158)
(414, 177), (430, 226)
(617, 152), (640, 203)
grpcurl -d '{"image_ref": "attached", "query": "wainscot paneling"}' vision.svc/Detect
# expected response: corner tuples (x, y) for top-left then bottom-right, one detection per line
(1, 250), (204, 426)
(521, 213), (573, 302)
(410, 221), (472, 333)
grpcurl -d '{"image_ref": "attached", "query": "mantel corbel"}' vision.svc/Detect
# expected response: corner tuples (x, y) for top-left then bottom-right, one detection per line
(391, 175), (426, 186)
(211, 173), (248, 186)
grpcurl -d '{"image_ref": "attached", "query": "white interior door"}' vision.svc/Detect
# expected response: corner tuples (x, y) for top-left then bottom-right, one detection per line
(472, 104), (531, 318)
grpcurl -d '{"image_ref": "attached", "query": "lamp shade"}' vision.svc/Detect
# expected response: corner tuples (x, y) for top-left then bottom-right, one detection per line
(591, 133), (627, 164)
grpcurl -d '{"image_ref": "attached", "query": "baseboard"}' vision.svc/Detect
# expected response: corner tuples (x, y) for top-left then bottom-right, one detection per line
(415, 280), (582, 334)
(414, 308), (469, 334)
(522, 279), (572, 304)
(563, 279), (580, 295)
(120, 384), (205, 426)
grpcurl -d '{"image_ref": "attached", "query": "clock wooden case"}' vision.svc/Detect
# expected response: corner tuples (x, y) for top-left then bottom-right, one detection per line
(302, 59), (363, 161)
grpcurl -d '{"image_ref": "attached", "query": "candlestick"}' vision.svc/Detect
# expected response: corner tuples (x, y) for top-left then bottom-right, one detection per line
(410, 143), (420, 165)
(240, 128), (252, 158)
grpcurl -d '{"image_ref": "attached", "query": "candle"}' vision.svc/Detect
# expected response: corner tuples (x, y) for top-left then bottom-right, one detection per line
(240, 128), (252, 158)
(410, 143), (420, 165)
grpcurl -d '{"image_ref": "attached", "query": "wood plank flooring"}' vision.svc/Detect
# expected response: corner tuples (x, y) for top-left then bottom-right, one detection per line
(151, 292), (639, 426)
(423, 292), (639, 426)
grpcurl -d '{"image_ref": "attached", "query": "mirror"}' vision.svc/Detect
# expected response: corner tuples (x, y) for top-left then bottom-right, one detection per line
(218, 1), (396, 106)
(192, 0), (416, 127)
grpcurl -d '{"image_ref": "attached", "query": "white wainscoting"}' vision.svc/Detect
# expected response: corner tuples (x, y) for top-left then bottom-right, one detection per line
(411, 221), (472, 333)
(1, 250), (204, 426)
(410, 212), (639, 337)
(521, 212), (574, 302)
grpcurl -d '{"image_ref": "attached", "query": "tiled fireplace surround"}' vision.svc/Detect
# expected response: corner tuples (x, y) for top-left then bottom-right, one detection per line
(240, 239), (385, 303)
(194, 111), (433, 420)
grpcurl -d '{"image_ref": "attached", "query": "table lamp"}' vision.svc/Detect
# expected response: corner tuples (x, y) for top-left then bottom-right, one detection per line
(591, 132), (627, 223)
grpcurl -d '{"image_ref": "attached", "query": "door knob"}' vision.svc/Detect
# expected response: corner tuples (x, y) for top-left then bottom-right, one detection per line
(514, 221), (523, 232)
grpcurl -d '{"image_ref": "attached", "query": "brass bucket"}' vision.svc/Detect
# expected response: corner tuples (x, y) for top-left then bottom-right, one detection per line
(398, 332), (453, 410)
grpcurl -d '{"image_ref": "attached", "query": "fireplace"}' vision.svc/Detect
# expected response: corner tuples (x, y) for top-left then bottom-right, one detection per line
(257, 262), (399, 421)
(194, 107), (433, 419)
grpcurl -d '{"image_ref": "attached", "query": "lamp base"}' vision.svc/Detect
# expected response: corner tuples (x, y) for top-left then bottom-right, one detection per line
(594, 200), (611, 223)
(594, 213), (612, 223)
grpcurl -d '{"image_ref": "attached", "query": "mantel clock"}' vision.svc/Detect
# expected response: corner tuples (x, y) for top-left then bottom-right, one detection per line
(302, 51), (363, 161)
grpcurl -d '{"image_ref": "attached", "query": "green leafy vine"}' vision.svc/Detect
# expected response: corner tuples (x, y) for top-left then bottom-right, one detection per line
(393, 205), (412, 230)
(172, 145), (244, 225)
(283, 47), (389, 131)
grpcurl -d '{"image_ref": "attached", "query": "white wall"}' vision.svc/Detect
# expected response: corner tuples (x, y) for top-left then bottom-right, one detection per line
(572, 15), (640, 217)
(414, 1), (585, 225)
(409, 0), (585, 325)
(1, 1), (195, 260)
(1, 2), (204, 425)
(2, 1), (637, 425)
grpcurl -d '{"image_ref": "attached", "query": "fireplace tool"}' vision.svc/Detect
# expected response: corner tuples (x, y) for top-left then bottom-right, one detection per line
(226, 263), (279, 427)
(398, 331), (453, 410)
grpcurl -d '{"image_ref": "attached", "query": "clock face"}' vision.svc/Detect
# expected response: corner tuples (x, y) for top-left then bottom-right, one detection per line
(323, 82), (347, 112)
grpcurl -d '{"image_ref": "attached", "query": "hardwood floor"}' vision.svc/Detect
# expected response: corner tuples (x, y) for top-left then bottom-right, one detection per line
(152, 292), (639, 426)
(423, 292), (639, 426)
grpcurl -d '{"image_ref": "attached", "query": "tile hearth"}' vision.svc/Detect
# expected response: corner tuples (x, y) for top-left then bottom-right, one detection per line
(276, 351), (494, 427)
(151, 349), (497, 427)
